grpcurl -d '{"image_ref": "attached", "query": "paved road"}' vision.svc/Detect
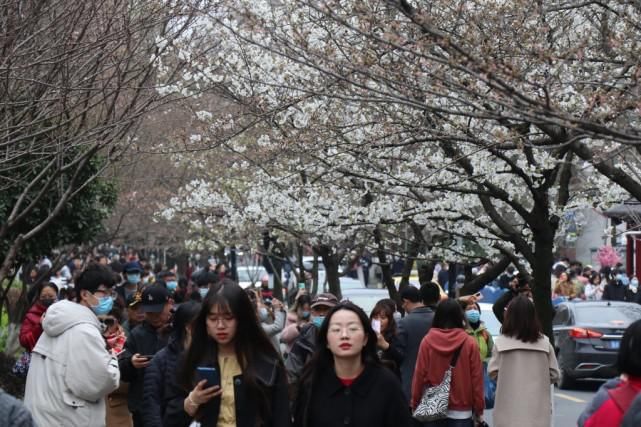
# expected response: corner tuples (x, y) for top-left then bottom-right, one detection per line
(483, 380), (602, 427)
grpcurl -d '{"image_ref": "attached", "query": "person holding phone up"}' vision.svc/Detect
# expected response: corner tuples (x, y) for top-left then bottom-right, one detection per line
(370, 299), (403, 378)
(164, 282), (290, 427)
(118, 285), (172, 427)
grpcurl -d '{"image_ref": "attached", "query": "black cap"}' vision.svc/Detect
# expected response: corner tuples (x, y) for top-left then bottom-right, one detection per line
(141, 285), (170, 313)
(399, 286), (421, 303)
(126, 291), (142, 308)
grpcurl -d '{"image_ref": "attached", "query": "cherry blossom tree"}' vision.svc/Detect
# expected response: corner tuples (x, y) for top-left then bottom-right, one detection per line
(157, 0), (639, 337)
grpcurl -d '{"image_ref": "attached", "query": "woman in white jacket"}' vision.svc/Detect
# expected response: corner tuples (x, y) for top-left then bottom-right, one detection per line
(24, 263), (120, 427)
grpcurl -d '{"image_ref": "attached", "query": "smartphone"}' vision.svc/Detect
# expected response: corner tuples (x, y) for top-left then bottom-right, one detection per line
(474, 292), (484, 301)
(196, 366), (220, 388)
(139, 355), (154, 360)
(371, 319), (381, 333)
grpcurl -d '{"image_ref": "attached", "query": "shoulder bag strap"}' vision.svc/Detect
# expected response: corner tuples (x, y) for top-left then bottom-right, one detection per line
(449, 343), (465, 367)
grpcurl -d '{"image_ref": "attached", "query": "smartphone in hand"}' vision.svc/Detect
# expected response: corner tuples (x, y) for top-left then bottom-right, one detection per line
(196, 367), (220, 388)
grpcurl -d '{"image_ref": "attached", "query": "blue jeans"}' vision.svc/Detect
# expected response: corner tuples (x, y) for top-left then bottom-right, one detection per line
(423, 418), (474, 427)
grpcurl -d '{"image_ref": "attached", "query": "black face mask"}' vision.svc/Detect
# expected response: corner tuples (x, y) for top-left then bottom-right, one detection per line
(40, 298), (56, 308)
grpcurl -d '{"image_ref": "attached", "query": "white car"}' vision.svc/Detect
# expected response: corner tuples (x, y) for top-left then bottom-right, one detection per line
(236, 265), (267, 289)
(478, 302), (501, 338)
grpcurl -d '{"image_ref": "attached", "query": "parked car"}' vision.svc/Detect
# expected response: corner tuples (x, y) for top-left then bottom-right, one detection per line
(236, 265), (267, 289)
(552, 301), (641, 389)
(478, 302), (501, 339)
(341, 288), (392, 316)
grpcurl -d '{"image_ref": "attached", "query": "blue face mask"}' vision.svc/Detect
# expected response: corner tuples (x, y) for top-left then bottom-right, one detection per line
(166, 281), (178, 292)
(466, 309), (481, 324)
(199, 287), (209, 299)
(301, 310), (311, 320)
(312, 316), (325, 328)
(91, 295), (113, 316)
(127, 274), (141, 285)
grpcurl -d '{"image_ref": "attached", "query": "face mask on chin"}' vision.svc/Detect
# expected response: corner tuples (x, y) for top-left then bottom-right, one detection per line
(312, 316), (325, 328)
(199, 287), (208, 299)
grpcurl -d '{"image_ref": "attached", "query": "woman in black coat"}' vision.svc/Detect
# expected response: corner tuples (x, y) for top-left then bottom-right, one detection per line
(293, 301), (410, 427)
(142, 301), (200, 427)
(163, 283), (290, 427)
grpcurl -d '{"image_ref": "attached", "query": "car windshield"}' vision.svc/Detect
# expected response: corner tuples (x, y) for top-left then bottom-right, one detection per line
(574, 304), (641, 326)
(237, 268), (264, 282)
(480, 308), (502, 337)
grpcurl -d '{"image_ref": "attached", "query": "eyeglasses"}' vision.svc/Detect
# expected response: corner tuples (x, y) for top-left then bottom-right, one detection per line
(208, 315), (235, 325)
(94, 289), (118, 300)
(328, 325), (364, 336)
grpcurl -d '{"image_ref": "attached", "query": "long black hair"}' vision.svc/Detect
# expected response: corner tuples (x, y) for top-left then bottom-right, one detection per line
(296, 302), (379, 426)
(432, 299), (466, 329)
(617, 319), (641, 377)
(171, 301), (201, 347)
(179, 282), (280, 422)
(370, 299), (397, 336)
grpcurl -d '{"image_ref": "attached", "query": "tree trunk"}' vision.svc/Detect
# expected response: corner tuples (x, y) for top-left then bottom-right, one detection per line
(311, 250), (320, 296)
(373, 226), (399, 306)
(318, 245), (341, 300)
(460, 256), (512, 296)
(530, 236), (556, 345)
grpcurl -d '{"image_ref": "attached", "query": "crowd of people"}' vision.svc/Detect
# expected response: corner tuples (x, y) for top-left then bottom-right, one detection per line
(1, 253), (641, 427)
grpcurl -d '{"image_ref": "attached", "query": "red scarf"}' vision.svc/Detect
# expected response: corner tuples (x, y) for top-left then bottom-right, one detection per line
(104, 326), (127, 356)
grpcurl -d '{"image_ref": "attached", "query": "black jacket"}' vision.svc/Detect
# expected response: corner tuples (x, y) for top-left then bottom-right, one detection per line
(142, 337), (182, 427)
(293, 362), (411, 427)
(492, 288), (517, 323)
(285, 323), (317, 384)
(118, 321), (169, 414)
(378, 331), (402, 378)
(602, 283), (636, 302)
(396, 306), (435, 403)
(163, 353), (290, 427)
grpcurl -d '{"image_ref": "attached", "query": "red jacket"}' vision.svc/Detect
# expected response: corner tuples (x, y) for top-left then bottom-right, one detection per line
(585, 377), (641, 427)
(411, 327), (484, 415)
(19, 302), (46, 352)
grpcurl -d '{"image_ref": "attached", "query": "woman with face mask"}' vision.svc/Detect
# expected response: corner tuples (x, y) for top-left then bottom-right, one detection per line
(255, 289), (286, 353)
(19, 282), (59, 353)
(281, 294), (312, 355)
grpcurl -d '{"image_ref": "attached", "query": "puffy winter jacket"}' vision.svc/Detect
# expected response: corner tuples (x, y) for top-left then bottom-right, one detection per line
(19, 302), (46, 352)
(142, 337), (182, 427)
(24, 300), (120, 427)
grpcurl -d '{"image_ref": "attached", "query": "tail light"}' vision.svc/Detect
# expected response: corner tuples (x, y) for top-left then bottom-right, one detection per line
(569, 327), (603, 339)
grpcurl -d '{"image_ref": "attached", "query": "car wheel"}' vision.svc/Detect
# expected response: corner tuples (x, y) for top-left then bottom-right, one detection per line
(557, 352), (575, 390)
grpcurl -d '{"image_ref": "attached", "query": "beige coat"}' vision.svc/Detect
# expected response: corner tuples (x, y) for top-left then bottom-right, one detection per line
(488, 335), (560, 427)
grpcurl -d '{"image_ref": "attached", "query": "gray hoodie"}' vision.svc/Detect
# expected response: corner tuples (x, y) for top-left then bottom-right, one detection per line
(24, 300), (120, 427)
